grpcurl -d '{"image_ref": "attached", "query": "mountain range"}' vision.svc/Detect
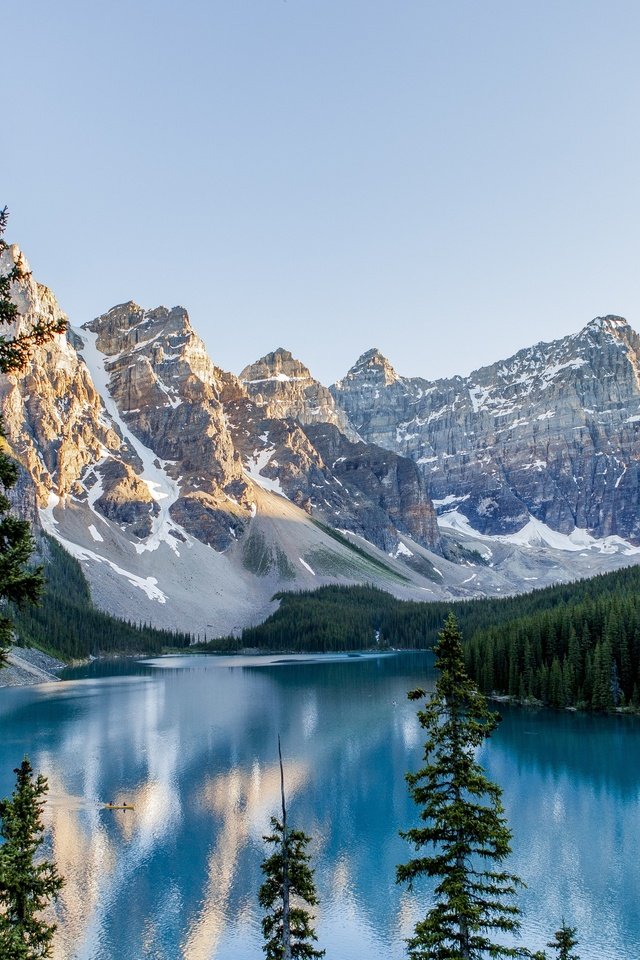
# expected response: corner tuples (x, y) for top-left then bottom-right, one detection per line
(2, 239), (640, 636)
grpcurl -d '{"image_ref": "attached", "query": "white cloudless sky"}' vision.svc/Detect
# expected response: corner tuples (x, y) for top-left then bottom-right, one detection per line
(3, 1), (640, 384)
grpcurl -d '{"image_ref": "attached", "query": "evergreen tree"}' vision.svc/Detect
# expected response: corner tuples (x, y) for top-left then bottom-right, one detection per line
(0, 207), (66, 666)
(0, 450), (44, 666)
(397, 612), (525, 959)
(546, 920), (579, 960)
(0, 208), (67, 371)
(259, 739), (324, 960)
(0, 757), (64, 958)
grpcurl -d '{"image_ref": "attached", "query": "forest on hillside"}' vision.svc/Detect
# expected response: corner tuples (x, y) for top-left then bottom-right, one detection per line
(225, 565), (640, 712)
(11, 537), (192, 659)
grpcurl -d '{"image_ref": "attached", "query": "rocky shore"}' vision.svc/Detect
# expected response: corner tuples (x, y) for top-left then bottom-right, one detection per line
(0, 646), (66, 687)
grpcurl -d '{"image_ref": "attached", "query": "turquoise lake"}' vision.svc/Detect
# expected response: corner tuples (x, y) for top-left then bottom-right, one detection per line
(0, 651), (638, 959)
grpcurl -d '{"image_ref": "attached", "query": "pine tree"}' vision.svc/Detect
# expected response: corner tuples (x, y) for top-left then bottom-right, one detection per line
(397, 612), (525, 960)
(0, 757), (64, 958)
(0, 207), (66, 666)
(0, 208), (67, 371)
(259, 739), (324, 960)
(546, 920), (579, 960)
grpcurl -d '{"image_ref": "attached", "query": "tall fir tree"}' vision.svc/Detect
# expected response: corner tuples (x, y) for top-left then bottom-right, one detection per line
(397, 612), (525, 960)
(259, 739), (324, 960)
(0, 757), (64, 959)
(0, 206), (67, 666)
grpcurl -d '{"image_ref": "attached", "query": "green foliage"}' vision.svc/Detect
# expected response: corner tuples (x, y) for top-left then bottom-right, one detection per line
(0, 757), (64, 959)
(397, 614), (525, 959)
(232, 564), (640, 712)
(0, 464), (44, 666)
(243, 530), (274, 576)
(10, 536), (192, 658)
(236, 584), (449, 652)
(308, 518), (410, 582)
(546, 921), (580, 960)
(464, 565), (640, 711)
(259, 817), (324, 960)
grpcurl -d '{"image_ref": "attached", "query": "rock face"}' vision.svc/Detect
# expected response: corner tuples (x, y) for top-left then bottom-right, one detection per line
(0, 245), (123, 511)
(4, 236), (640, 637)
(240, 347), (359, 440)
(332, 318), (640, 542)
(0, 255), (441, 569)
(302, 423), (441, 553)
(234, 348), (441, 554)
(83, 303), (254, 550)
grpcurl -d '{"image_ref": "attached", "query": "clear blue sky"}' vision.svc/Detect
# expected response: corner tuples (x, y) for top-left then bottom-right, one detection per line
(4, 1), (640, 384)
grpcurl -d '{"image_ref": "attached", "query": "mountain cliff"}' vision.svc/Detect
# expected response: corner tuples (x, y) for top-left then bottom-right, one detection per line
(332, 318), (640, 543)
(240, 347), (358, 440)
(0, 247), (448, 634)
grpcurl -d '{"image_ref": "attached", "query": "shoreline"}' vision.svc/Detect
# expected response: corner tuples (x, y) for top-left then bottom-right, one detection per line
(0, 647), (66, 687)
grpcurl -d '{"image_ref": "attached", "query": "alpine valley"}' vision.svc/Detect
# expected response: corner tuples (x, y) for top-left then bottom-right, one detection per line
(2, 240), (640, 638)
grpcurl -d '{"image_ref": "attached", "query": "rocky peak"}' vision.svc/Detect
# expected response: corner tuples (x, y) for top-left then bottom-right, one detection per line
(240, 346), (359, 441)
(586, 314), (629, 334)
(79, 300), (253, 549)
(337, 347), (400, 388)
(240, 347), (312, 385)
(0, 254), (123, 509)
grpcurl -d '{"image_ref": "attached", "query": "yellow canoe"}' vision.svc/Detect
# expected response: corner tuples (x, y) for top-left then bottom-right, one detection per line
(103, 804), (135, 810)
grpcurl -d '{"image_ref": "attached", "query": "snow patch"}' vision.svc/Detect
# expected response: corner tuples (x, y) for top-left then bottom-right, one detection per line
(439, 509), (640, 556)
(76, 328), (185, 555)
(392, 542), (414, 558)
(245, 448), (287, 497)
(432, 493), (470, 510)
(40, 498), (167, 603)
(299, 557), (315, 575)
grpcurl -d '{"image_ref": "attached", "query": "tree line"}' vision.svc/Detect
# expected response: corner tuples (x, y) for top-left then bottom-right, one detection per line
(11, 535), (192, 659)
(465, 581), (640, 710)
(220, 569), (640, 712)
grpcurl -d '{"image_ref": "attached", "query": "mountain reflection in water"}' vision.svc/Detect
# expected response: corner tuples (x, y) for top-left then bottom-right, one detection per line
(0, 652), (638, 959)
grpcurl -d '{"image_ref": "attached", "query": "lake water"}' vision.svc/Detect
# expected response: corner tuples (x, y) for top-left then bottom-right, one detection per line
(0, 651), (638, 959)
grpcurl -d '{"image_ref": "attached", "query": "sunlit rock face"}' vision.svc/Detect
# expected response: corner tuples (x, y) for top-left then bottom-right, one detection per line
(5, 237), (640, 632)
(240, 347), (360, 440)
(332, 318), (640, 542)
(0, 244), (124, 510)
(1, 262), (442, 560)
(84, 303), (254, 549)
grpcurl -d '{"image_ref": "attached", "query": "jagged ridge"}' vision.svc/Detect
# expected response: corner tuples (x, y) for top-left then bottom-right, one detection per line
(332, 316), (640, 543)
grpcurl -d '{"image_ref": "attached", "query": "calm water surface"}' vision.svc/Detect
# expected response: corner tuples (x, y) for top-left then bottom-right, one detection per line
(0, 651), (638, 959)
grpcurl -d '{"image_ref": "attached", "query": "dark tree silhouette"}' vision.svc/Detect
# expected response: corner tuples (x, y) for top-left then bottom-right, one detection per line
(0, 757), (64, 958)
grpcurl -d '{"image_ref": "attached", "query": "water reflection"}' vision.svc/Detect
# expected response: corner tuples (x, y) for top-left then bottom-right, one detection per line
(0, 652), (637, 959)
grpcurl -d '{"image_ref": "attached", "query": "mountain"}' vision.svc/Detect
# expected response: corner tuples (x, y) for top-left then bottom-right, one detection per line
(332, 318), (640, 544)
(2, 239), (640, 638)
(0, 245), (450, 636)
(235, 347), (441, 554)
(240, 347), (358, 439)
